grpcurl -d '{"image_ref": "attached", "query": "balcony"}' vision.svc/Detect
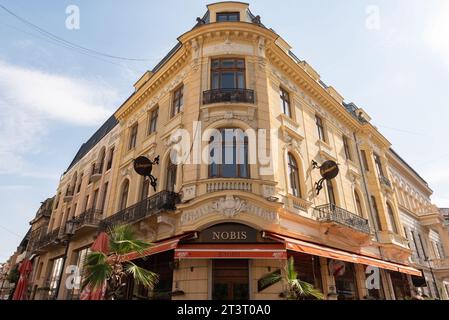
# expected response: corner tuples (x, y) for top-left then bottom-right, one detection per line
(89, 166), (102, 183)
(74, 209), (103, 233)
(34, 227), (62, 251)
(429, 258), (449, 270)
(206, 179), (253, 193)
(203, 88), (255, 105)
(313, 204), (371, 235)
(100, 191), (180, 230)
(63, 188), (74, 203)
(379, 175), (392, 189)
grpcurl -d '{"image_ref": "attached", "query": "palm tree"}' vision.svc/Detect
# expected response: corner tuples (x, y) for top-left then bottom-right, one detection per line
(82, 225), (159, 300)
(272, 257), (324, 300)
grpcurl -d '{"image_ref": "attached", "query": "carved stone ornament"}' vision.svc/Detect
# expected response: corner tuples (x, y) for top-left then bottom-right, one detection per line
(211, 195), (247, 218)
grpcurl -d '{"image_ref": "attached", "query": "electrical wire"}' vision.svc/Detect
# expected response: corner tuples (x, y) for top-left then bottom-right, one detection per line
(0, 20), (141, 74)
(0, 3), (149, 62)
(0, 225), (21, 238)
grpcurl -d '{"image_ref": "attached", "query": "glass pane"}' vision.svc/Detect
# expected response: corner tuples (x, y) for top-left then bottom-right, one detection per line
(213, 283), (229, 300)
(237, 72), (244, 89)
(236, 60), (245, 68)
(221, 59), (235, 68)
(212, 60), (220, 69)
(233, 283), (249, 300)
(228, 14), (239, 22)
(221, 72), (235, 88)
(212, 72), (220, 90)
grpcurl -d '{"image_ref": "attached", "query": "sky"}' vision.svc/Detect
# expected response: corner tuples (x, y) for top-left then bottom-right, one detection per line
(1, 0), (449, 262)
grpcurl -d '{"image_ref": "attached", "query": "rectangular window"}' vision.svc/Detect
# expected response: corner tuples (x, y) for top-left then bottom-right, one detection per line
(171, 85), (184, 117)
(148, 107), (159, 135)
(83, 195), (89, 212)
(76, 174), (83, 193)
(128, 124), (138, 150)
(216, 12), (240, 22)
(211, 58), (245, 90)
(55, 193), (61, 209)
(343, 135), (353, 161)
(361, 150), (370, 171)
(91, 189), (99, 210)
(68, 247), (91, 300)
(106, 147), (114, 171)
(411, 231), (421, 259)
(315, 115), (326, 142)
(280, 88), (291, 118)
(418, 234), (428, 260)
(100, 182), (108, 212)
(47, 257), (64, 299)
(373, 153), (385, 177)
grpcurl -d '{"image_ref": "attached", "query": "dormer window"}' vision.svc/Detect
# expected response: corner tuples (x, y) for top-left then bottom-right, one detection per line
(217, 12), (240, 22)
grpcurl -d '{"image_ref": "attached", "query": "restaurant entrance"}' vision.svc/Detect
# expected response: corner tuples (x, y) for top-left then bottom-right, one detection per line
(212, 259), (249, 300)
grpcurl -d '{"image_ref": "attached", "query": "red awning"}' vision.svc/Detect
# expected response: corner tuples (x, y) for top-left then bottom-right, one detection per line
(264, 232), (422, 277)
(121, 232), (196, 262)
(175, 243), (287, 260)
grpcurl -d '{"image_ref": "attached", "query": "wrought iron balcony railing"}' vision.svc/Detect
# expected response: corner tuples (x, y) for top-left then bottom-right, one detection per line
(34, 227), (61, 250)
(379, 175), (392, 188)
(203, 88), (255, 105)
(100, 191), (180, 230)
(74, 209), (103, 231)
(313, 204), (371, 234)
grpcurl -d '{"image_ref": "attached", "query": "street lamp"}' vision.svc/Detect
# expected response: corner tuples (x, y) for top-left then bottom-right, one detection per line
(54, 218), (76, 300)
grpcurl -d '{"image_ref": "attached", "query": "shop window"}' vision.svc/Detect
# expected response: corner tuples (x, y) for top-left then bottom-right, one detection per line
(333, 261), (358, 300)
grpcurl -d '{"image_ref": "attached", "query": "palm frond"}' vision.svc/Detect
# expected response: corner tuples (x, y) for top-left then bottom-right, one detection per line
(283, 256), (324, 300)
(109, 225), (151, 255)
(125, 262), (159, 289)
(82, 252), (112, 290)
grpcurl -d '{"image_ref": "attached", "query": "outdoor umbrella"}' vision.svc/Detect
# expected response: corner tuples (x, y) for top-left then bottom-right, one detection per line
(80, 232), (109, 300)
(12, 259), (33, 300)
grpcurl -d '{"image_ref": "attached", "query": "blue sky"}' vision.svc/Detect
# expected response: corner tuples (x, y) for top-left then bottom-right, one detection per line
(1, 0), (449, 261)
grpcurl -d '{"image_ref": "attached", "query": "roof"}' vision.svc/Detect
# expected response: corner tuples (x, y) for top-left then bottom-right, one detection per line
(389, 148), (429, 186)
(65, 115), (118, 173)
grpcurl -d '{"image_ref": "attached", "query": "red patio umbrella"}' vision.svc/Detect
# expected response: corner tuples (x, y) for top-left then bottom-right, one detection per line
(80, 232), (109, 300)
(12, 259), (33, 300)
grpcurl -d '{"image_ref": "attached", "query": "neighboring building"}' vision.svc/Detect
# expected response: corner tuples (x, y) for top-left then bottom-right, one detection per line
(389, 150), (449, 299)
(15, 2), (449, 300)
(28, 116), (120, 300)
(441, 208), (449, 228)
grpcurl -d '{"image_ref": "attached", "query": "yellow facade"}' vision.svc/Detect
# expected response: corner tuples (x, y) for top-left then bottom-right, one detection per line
(19, 2), (449, 300)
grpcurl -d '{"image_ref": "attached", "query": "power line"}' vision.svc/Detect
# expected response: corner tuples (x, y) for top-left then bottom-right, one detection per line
(0, 20), (140, 74)
(0, 225), (21, 239)
(0, 3), (150, 62)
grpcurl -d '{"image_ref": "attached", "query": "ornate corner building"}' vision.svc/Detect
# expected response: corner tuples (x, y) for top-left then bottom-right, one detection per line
(12, 2), (449, 300)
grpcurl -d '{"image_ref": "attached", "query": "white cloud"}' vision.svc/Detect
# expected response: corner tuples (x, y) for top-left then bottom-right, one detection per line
(0, 60), (116, 125)
(424, 1), (449, 69)
(0, 60), (118, 174)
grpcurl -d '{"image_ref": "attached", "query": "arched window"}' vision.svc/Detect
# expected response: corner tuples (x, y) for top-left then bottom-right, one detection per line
(119, 180), (129, 211)
(287, 153), (301, 198)
(166, 161), (177, 192)
(140, 177), (150, 201)
(354, 191), (363, 217)
(327, 181), (336, 207)
(208, 128), (249, 179)
(371, 196), (382, 231)
(387, 203), (398, 234)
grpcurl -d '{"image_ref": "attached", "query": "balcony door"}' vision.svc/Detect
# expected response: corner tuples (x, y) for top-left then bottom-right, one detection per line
(212, 259), (249, 300)
(211, 58), (245, 90)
